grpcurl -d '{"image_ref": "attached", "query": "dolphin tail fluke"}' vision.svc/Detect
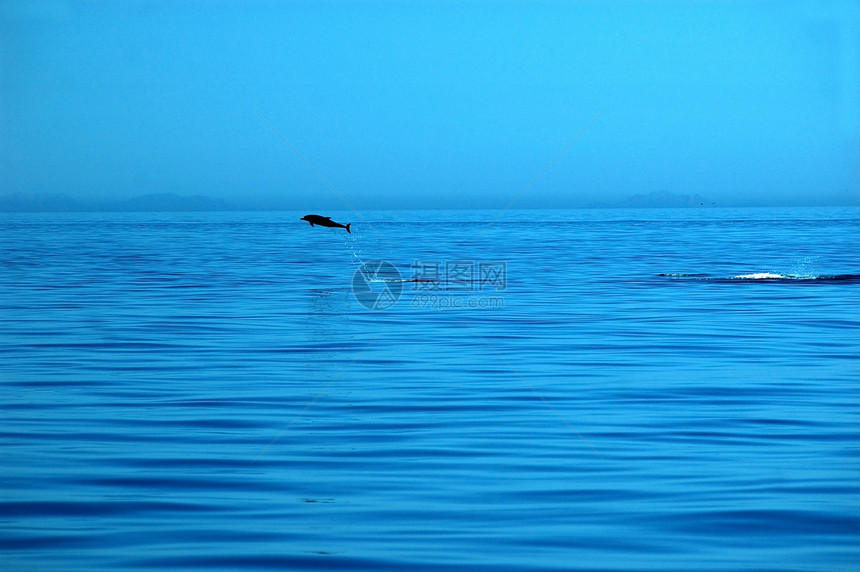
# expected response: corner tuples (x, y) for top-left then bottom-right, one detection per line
(345, 223), (351, 234)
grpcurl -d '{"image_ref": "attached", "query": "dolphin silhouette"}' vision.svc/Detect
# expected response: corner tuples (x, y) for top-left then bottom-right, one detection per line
(301, 215), (351, 234)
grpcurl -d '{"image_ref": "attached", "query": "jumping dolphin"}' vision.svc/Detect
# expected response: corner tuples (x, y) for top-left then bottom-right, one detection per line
(301, 215), (351, 234)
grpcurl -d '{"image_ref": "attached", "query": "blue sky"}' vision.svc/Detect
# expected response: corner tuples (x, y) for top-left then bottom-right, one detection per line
(2, 0), (858, 208)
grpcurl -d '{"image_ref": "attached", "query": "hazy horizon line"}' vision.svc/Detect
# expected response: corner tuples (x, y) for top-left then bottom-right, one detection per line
(1, 189), (858, 212)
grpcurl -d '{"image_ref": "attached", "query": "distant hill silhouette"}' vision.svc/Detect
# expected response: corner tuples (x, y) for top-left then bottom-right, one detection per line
(101, 193), (236, 212)
(616, 191), (711, 208)
(0, 192), (237, 212)
(2, 190), (720, 212)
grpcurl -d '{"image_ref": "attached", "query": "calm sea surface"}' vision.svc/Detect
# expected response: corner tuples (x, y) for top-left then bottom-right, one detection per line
(2, 207), (859, 571)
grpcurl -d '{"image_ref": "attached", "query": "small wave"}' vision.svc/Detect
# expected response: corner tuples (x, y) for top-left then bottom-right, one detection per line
(366, 278), (434, 284)
(729, 273), (860, 283)
(732, 272), (792, 280)
(661, 273), (860, 284)
(658, 273), (710, 278)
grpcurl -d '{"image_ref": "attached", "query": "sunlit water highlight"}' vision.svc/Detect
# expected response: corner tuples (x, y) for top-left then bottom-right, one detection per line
(2, 207), (859, 570)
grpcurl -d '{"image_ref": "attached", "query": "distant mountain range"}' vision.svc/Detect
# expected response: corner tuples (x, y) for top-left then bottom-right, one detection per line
(0, 192), (237, 212)
(0, 190), (714, 212)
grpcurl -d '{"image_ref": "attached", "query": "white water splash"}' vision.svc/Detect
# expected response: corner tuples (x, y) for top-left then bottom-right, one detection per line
(732, 272), (787, 280)
(788, 257), (819, 280)
(343, 233), (369, 268)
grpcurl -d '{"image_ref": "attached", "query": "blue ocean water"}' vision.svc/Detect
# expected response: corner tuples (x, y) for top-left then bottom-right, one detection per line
(2, 207), (859, 571)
